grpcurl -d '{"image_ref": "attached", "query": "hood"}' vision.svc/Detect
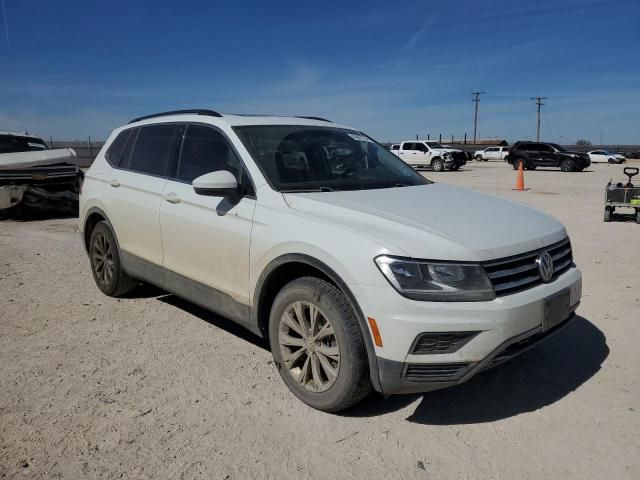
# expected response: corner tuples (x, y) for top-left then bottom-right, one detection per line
(283, 184), (567, 261)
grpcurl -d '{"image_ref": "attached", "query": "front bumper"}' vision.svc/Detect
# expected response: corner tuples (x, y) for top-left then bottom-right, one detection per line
(351, 267), (582, 395)
(376, 313), (574, 394)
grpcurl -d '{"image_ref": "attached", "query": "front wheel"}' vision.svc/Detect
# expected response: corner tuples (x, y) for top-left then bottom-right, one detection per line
(269, 277), (371, 412)
(431, 158), (445, 172)
(560, 159), (576, 172)
(526, 164), (537, 170)
(604, 208), (612, 222)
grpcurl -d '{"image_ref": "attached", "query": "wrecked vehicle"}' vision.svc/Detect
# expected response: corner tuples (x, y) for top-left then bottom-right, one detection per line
(0, 131), (83, 217)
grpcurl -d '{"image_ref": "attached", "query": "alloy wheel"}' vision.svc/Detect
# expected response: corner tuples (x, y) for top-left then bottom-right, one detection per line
(278, 301), (341, 392)
(92, 233), (115, 287)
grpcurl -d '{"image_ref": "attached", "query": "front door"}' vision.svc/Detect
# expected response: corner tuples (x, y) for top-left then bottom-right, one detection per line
(159, 124), (256, 323)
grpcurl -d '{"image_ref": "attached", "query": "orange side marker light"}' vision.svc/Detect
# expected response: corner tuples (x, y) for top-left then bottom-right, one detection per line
(367, 317), (383, 347)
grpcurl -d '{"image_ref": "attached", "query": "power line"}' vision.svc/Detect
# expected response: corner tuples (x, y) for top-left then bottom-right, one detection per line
(531, 96), (547, 142)
(471, 91), (485, 144)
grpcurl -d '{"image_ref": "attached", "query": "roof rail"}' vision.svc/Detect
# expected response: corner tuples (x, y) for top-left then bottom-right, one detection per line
(295, 116), (332, 122)
(128, 109), (222, 124)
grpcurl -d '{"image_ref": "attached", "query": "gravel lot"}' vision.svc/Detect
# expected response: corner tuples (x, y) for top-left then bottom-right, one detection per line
(1, 161), (638, 479)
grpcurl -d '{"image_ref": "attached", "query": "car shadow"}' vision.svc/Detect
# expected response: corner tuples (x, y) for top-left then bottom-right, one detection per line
(156, 293), (269, 351)
(344, 315), (608, 424)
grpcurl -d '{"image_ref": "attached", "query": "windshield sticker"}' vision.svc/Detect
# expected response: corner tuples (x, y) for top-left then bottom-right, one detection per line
(347, 133), (372, 142)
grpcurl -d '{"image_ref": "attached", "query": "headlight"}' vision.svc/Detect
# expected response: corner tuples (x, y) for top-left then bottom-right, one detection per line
(443, 152), (451, 158)
(375, 255), (495, 302)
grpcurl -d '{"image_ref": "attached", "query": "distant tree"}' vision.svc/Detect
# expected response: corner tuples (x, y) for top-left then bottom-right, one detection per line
(575, 139), (592, 146)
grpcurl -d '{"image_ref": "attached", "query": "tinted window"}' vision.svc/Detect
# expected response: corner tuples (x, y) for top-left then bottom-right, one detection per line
(105, 130), (132, 166)
(175, 125), (242, 183)
(539, 144), (554, 152)
(487, 147), (498, 152)
(390, 144), (399, 150)
(127, 124), (182, 177)
(401, 142), (415, 150)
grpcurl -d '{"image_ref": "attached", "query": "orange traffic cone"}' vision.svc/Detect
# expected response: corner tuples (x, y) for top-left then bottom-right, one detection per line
(514, 161), (525, 191)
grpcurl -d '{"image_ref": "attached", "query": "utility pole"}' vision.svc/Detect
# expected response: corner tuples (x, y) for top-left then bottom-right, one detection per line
(531, 97), (547, 141)
(471, 91), (485, 144)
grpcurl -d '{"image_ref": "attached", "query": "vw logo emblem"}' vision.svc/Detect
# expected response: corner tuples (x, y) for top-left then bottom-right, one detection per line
(536, 251), (554, 282)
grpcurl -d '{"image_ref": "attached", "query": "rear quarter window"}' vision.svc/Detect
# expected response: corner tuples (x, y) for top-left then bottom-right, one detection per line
(105, 130), (132, 166)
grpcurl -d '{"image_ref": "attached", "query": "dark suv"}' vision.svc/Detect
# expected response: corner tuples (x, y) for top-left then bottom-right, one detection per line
(506, 142), (590, 172)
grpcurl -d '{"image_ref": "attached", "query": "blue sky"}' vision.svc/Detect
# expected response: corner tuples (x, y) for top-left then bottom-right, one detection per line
(1, 0), (639, 143)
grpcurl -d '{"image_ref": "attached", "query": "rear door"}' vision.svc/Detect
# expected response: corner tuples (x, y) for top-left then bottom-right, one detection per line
(399, 142), (417, 164)
(101, 124), (183, 277)
(159, 124), (256, 321)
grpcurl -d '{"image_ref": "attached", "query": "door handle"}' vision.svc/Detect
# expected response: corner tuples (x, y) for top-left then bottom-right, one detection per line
(164, 193), (180, 204)
(110, 179), (120, 188)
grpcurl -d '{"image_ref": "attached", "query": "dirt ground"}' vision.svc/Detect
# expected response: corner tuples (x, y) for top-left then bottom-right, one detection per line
(1, 161), (638, 479)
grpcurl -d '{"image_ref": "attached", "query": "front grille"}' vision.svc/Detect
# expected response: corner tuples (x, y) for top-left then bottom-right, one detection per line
(405, 362), (473, 382)
(410, 331), (480, 355)
(483, 237), (573, 296)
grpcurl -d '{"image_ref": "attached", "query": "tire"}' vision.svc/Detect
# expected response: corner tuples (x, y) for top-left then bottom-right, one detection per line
(636, 210), (640, 224)
(431, 158), (445, 172)
(560, 159), (576, 172)
(475, 155), (483, 161)
(513, 158), (525, 170)
(89, 222), (138, 297)
(608, 158), (615, 164)
(604, 208), (612, 222)
(450, 165), (460, 171)
(268, 276), (372, 412)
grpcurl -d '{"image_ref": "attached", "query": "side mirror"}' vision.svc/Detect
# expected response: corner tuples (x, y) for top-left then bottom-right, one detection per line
(192, 170), (238, 197)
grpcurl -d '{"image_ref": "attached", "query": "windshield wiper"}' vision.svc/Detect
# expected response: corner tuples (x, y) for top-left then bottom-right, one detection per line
(281, 186), (335, 193)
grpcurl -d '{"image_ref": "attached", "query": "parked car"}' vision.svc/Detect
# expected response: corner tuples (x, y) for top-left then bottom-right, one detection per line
(390, 140), (466, 171)
(0, 131), (82, 216)
(80, 110), (582, 412)
(587, 150), (626, 164)
(506, 141), (591, 172)
(474, 146), (510, 161)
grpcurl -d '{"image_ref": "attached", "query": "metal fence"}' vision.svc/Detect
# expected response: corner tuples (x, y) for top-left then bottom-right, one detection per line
(49, 138), (105, 167)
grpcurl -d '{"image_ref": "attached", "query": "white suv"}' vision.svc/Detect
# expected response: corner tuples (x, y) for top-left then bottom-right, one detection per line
(80, 109), (582, 412)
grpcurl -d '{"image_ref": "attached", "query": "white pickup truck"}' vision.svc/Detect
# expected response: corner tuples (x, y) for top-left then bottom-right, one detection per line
(474, 146), (510, 161)
(389, 140), (467, 171)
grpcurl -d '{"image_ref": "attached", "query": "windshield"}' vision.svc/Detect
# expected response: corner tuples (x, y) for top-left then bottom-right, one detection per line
(426, 142), (444, 149)
(549, 143), (568, 152)
(234, 126), (430, 192)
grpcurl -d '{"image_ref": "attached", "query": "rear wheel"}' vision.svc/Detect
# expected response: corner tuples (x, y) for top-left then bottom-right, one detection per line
(604, 207), (612, 222)
(89, 222), (138, 297)
(269, 277), (371, 412)
(475, 154), (483, 161)
(608, 158), (615, 164)
(431, 158), (445, 172)
(636, 209), (640, 224)
(513, 158), (525, 170)
(526, 164), (537, 171)
(560, 159), (576, 172)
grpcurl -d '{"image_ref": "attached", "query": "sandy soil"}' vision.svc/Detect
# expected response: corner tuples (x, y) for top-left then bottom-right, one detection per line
(1, 161), (638, 479)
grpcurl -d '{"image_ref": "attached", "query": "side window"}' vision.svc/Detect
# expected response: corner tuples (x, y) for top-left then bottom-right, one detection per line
(105, 130), (132, 166)
(128, 124), (183, 177)
(487, 147), (498, 152)
(391, 144), (399, 150)
(539, 144), (554, 153)
(414, 143), (428, 152)
(524, 144), (540, 152)
(176, 125), (242, 183)
(401, 143), (414, 151)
